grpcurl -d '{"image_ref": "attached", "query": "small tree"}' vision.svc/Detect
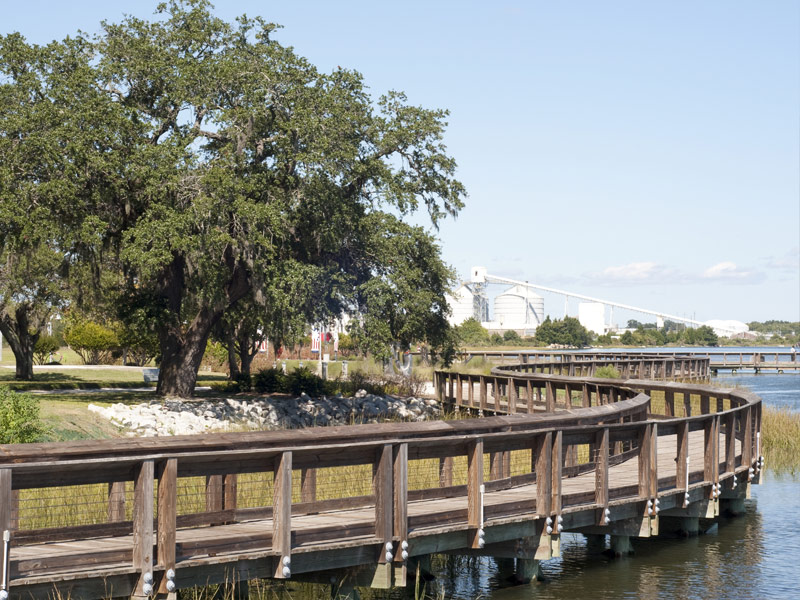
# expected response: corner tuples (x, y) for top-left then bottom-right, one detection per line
(33, 335), (61, 365)
(456, 318), (490, 346)
(0, 388), (46, 443)
(64, 320), (119, 365)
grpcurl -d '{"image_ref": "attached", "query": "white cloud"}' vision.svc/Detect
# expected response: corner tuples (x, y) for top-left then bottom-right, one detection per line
(702, 261), (761, 282)
(761, 248), (799, 273)
(586, 262), (683, 285)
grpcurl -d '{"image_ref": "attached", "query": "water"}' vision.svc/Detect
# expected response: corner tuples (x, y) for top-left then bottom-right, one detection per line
(419, 368), (800, 600)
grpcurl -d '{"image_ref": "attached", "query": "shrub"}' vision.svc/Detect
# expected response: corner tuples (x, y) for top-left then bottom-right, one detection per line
(115, 322), (159, 366)
(594, 365), (621, 379)
(254, 368), (286, 394)
(33, 335), (61, 365)
(286, 366), (325, 397)
(503, 330), (521, 343)
(0, 388), (46, 443)
(64, 321), (119, 364)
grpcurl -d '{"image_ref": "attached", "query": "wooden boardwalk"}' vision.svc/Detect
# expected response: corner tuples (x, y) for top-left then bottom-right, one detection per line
(0, 353), (762, 599)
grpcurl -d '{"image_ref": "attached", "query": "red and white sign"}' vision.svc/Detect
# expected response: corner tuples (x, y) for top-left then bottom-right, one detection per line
(311, 330), (321, 353)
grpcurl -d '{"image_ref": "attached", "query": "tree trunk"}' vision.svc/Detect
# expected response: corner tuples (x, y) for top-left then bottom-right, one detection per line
(226, 333), (241, 380)
(0, 306), (40, 381)
(156, 308), (218, 398)
(155, 253), (251, 398)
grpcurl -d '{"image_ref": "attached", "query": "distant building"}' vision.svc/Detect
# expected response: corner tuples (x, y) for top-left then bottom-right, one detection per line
(445, 283), (489, 326)
(703, 320), (750, 338)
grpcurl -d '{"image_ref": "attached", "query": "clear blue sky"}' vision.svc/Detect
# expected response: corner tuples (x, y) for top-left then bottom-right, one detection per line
(3, 1), (798, 324)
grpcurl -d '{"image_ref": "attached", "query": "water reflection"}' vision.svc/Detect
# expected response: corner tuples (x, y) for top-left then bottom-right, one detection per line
(423, 476), (800, 600)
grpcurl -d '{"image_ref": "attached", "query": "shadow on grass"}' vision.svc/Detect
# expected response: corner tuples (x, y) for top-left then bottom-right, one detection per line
(0, 372), (83, 383)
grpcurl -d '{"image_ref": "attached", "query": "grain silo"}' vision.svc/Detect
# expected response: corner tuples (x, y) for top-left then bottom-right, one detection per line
(446, 284), (488, 326)
(493, 285), (544, 331)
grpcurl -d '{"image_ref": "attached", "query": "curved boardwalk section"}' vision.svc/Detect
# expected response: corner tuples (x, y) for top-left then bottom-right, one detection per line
(0, 352), (762, 598)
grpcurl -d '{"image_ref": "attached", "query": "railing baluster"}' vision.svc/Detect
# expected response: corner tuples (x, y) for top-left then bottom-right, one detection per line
(108, 481), (126, 522)
(300, 468), (316, 503)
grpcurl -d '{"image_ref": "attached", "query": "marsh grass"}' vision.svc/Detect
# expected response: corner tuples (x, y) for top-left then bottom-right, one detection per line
(761, 406), (800, 474)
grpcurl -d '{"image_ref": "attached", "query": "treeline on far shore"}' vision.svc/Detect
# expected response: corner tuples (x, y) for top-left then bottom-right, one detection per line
(455, 317), (799, 349)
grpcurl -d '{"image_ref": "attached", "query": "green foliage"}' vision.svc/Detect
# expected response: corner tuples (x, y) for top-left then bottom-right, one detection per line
(503, 330), (521, 343)
(682, 325), (718, 346)
(64, 320), (119, 365)
(748, 320), (799, 336)
(0, 1), (465, 396)
(455, 318), (490, 346)
(285, 367), (326, 397)
(489, 333), (504, 345)
(115, 322), (160, 366)
(33, 335), (61, 365)
(253, 368), (286, 394)
(0, 388), (46, 443)
(336, 333), (354, 355)
(535, 317), (592, 347)
(594, 365), (621, 379)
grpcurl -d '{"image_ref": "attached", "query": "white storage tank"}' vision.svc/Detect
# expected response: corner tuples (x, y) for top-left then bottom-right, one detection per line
(446, 284), (487, 326)
(493, 285), (544, 330)
(578, 302), (606, 335)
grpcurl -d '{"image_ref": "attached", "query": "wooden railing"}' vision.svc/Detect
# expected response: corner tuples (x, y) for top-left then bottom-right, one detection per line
(0, 359), (762, 598)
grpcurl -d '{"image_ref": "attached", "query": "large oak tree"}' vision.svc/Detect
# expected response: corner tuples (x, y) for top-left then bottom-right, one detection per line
(1, 1), (465, 396)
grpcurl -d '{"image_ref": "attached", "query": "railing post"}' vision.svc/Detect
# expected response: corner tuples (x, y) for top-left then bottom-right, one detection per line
(700, 394), (710, 415)
(683, 392), (692, 417)
(480, 376), (487, 413)
(637, 424), (650, 499)
(374, 444), (393, 563)
(456, 373), (463, 407)
(132, 460), (154, 599)
(563, 383), (572, 409)
(393, 443), (408, 556)
(535, 433), (552, 517)
(551, 431), (562, 517)
(725, 412), (736, 474)
(467, 439), (484, 546)
(545, 381), (555, 412)
(743, 406), (753, 466)
(582, 383), (590, 407)
(273, 451), (292, 579)
(0, 468), (11, 597)
(508, 377), (517, 414)
(649, 423), (659, 499)
(595, 428), (609, 525)
(526, 379), (533, 413)
(156, 458), (177, 596)
(704, 417), (718, 499)
(677, 421), (689, 507)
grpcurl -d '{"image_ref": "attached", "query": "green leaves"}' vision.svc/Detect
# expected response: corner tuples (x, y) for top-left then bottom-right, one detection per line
(1, 1), (466, 393)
